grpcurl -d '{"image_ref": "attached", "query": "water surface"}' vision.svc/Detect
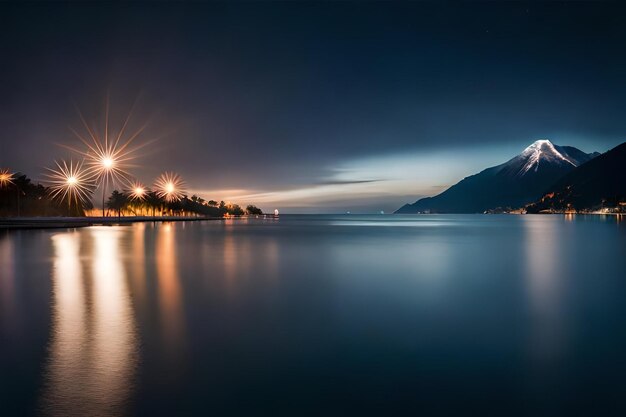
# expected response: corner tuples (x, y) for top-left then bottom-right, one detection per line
(1, 215), (625, 416)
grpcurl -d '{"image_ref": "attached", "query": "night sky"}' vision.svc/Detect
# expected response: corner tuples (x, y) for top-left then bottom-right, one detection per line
(1, 2), (626, 213)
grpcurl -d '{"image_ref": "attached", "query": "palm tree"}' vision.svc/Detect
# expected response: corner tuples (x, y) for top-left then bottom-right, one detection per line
(146, 191), (164, 218)
(107, 190), (128, 219)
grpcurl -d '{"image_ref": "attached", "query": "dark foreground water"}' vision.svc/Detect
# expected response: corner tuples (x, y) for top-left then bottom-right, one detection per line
(1, 214), (625, 416)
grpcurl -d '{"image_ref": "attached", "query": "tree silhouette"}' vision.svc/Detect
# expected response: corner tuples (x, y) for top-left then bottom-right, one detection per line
(107, 190), (128, 219)
(227, 203), (244, 216)
(0, 172), (81, 217)
(145, 191), (164, 217)
(246, 205), (263, 215)
(1, 170), (264, 219)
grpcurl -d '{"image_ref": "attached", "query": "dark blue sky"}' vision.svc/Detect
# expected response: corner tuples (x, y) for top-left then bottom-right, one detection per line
(1, 1), (625, 212)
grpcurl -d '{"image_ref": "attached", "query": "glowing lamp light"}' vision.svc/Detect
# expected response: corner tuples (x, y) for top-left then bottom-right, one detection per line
(45, 160), (95, 207)
(154, 172), (185, 202)
(0, 169), (14, 187)
(128, 181), (147, 201)
(102, 157), (114, 169)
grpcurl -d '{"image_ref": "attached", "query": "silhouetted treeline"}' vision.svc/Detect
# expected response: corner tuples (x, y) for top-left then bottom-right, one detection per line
(0, 173), (88, 217)
(1, 171), (263, 218)
(109, 191), (262, 217)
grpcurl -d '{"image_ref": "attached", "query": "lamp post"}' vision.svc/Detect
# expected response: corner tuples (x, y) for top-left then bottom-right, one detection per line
(67, 176), (78, 213)
(129, 183), (146, 216)
(154, 172), (185, 217)
(17, 185), (21, 217)
(45, 160), (94, 216)
(100, 157), (114, 217)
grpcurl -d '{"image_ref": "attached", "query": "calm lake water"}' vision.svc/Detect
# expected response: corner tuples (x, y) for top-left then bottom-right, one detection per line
(1, 214), (625, 416)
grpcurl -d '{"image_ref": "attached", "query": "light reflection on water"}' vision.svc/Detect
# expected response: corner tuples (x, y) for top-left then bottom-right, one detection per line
(523, 216), (565, 361)
(155, 223), (185, 352)
(331, 219), (455, 227)
(0, 235), (16, 331)
(0, 215), (622, 416)
(40, 229), (138, 417)
(130, 222), (146, 305)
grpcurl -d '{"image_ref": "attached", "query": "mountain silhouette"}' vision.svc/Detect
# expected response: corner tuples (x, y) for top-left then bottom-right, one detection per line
(527, 141), (626, 212)
(395, 140), (599, 213)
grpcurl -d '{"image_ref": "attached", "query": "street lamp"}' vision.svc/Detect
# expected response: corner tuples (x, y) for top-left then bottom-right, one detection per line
(99, 155), (116, 217)
(45, 160), (94, 213)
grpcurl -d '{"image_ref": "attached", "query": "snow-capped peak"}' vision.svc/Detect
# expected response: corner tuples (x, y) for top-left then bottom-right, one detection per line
(523, 139), (553, 151)
(518, 139), (577, 175)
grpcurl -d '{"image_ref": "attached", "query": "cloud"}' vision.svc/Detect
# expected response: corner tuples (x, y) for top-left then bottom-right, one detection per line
(315, 179), (382, 186)
(186, 143), (535, 212)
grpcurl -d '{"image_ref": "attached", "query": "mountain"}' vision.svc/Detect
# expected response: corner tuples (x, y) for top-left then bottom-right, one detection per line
(395, 140), (599, 214)
(526, 141), (626, 212)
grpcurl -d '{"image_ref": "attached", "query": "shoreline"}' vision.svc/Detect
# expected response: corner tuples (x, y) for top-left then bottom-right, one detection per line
(1, 212), (621, 230)
(0, 216), (224, 230)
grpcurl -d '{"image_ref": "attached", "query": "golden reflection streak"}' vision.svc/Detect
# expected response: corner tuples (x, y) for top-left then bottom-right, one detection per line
(0, 236), (15, 329)
(222, 226), (242, 294)
(130, 222), (147, 304)
(41, 234), (88, 416)
(223, 231), (236, 281)
(91, 228), (139, 412)
(156, 223), (185, 348)
(220, 220), (278, 289)
(41, 230), (138, 417)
